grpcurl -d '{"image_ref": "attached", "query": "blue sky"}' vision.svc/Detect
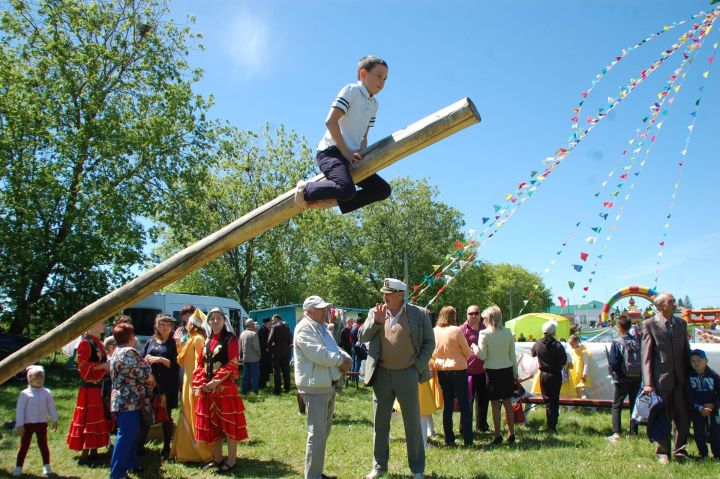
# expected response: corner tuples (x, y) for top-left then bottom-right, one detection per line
(169, 0), (720, 310)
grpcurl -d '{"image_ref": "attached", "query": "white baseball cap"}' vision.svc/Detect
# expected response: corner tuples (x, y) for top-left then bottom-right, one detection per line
(303, 295), (330, 311)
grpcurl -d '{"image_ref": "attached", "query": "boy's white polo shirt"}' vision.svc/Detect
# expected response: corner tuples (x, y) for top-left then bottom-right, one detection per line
(317, 81), (378, 154)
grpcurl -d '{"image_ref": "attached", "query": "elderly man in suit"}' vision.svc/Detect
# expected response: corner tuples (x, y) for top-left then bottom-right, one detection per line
(359, 278), (435, 479)
(641, 292), (690, 464)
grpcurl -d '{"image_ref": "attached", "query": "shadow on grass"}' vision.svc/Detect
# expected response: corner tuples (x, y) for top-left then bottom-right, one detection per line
(0, 473), (82, 479)
(387, 474), (491, 479)
(216, 457), (294, 478)
(332, 413), (373, 427)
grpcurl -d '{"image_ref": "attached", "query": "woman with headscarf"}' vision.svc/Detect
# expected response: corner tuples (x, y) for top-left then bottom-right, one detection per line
(170, 309), (213, 462)
(193, 307), (248, 473)
(67, 319), (111, 465)
(473, 305), (518, 445)
(530, 320), (568, 433)
(138, 314), (179, 459)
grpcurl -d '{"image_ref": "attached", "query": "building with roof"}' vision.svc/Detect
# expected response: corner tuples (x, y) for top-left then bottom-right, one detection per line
(547, 300), (604, 327)
(248, 304), (368, 334)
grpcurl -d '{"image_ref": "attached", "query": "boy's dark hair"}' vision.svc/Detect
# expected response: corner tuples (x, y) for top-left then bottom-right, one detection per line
(357, 55), (387, 76)
(181, 304), (196, 316)
(617, 316), (632, 332)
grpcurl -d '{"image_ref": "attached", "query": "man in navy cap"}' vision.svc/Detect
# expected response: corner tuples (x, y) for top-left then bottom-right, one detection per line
(359, 278), (434, 479)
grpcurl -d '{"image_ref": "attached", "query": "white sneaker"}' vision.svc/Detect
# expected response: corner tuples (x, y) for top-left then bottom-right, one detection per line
(43, 464), (52, 476)
(365, 470), (385, 479)
(294, 180), (307, 209)
(12, 466), (22, 477)
(606, 433), (620, 443)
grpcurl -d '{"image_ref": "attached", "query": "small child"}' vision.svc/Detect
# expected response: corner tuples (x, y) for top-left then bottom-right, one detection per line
(296, 56), (391, 214)
(568, 335), (591, 399)
(103, 335), (117, 358)
(686, 349), (720, 459)
(14, 365), (58, 477)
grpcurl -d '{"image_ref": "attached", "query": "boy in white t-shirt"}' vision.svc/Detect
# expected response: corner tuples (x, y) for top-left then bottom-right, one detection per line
(296, 56), (391, 214)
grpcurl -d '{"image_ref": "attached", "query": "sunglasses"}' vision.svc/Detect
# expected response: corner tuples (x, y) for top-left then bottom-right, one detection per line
(468, 312), (480, 316)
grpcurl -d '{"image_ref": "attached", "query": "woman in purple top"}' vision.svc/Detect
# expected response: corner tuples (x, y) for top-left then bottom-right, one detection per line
(460, 305), (489, 432)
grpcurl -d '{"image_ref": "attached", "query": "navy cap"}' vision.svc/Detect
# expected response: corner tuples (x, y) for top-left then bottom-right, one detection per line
(689, 349), (707, 360)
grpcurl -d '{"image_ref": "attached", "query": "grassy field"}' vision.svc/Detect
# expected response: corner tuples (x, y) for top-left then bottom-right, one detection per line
(1, 360), (718, 479)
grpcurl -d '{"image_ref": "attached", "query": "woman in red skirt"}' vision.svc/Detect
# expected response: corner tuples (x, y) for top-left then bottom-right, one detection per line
(193, 308), (248, 473)
(67, 319), (111, 464)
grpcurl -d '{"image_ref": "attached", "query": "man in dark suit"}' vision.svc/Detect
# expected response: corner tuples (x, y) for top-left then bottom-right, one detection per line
(641, 292), (690, 464)
(258, 317), (272, 389)
(268, 314), (293, 395)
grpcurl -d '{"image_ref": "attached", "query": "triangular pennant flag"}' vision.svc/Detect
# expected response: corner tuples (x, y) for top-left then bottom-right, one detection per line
(580, 252), (589, 261)
(482, 217), (489, 224)
(558, 296), (567, 309)
(572, 264), (583, 272)
(583, 287), (589, 292)
(591, 227), (601, 233)
(568, 281), (575, 290)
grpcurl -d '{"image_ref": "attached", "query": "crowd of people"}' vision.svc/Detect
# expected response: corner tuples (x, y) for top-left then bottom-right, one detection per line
(11, 288), (720, 478)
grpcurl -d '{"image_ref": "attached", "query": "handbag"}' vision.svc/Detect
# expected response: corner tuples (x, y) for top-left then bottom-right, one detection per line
(140, 396), (155, 426)
(512, 401), (525, 424)
(153, 394), (170, 423)
(632, 391), (652, 423)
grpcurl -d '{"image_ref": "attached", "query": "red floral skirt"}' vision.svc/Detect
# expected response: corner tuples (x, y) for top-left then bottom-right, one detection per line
(67, 386), (110, 451)
(194, 381), (248, 443)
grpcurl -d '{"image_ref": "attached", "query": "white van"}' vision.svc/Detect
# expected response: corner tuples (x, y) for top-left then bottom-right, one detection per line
(120, 292), (248, 352)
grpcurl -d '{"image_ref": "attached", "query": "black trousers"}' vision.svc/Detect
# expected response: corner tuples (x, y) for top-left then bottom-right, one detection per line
(304, 146), (391, 214)
(611, 380), (641, 435)
(272, 355), (291, 394)
(260, 354), (272, 387)
(540, 371), (562, 430)
(469, 372), (489, 430)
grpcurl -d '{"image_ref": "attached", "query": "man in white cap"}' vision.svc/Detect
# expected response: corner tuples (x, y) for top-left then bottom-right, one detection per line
(531, 320), (567, 433)
(359, 278), (435, 479)
(294, 295), (352, 479)
(239, 319), (261, 395)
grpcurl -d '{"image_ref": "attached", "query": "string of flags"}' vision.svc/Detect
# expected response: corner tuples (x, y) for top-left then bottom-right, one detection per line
(407, 8), (719, 311)
(558, 14), (717, 311)
(653, 39), (718, 290)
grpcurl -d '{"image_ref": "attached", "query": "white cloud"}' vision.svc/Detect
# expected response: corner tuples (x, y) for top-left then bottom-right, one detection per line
(223, 10), (270, 74)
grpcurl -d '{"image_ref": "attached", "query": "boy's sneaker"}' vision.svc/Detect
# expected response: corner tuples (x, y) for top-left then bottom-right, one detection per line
(12, 466), (22, 477)
(42, 464), (52, 476)
(294, 181), (307, 209)
(606, 433), (620, 443)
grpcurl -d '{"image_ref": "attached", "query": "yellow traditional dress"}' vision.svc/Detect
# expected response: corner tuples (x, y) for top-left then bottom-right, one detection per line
(569, 344), (591, 397)
(170, 333), (213, 462)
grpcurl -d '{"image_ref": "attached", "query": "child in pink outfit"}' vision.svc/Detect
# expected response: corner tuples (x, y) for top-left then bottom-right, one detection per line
(14, 365), (58, 477)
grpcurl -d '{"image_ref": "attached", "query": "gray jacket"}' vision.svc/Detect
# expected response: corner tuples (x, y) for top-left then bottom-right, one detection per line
(641, 314), (689, 391)
(239, 329), (261, 363)
(358, 302), (435, 386)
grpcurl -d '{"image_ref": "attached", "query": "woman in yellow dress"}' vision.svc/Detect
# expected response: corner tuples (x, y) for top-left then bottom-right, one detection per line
(170, 310), (214, 462)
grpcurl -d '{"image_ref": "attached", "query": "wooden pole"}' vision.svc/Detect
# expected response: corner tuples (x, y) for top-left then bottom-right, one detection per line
(0, 97), (480, 383)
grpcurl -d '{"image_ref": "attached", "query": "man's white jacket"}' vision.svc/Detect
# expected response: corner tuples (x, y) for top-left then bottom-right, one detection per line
(294, 315), (351, 394)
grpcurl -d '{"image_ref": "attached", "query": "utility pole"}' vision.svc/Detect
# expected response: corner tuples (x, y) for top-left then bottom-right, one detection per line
(404, 252), (409, 303)
(508, 288), (514, 319)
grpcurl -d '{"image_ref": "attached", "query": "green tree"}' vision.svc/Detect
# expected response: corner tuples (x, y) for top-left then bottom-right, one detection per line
(484, 263), (553, 319)
(0, 0), (214, 333)
(153, 124), (316, 311)
(423, 262), (552, 320)
(303, 177), (465, 307)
